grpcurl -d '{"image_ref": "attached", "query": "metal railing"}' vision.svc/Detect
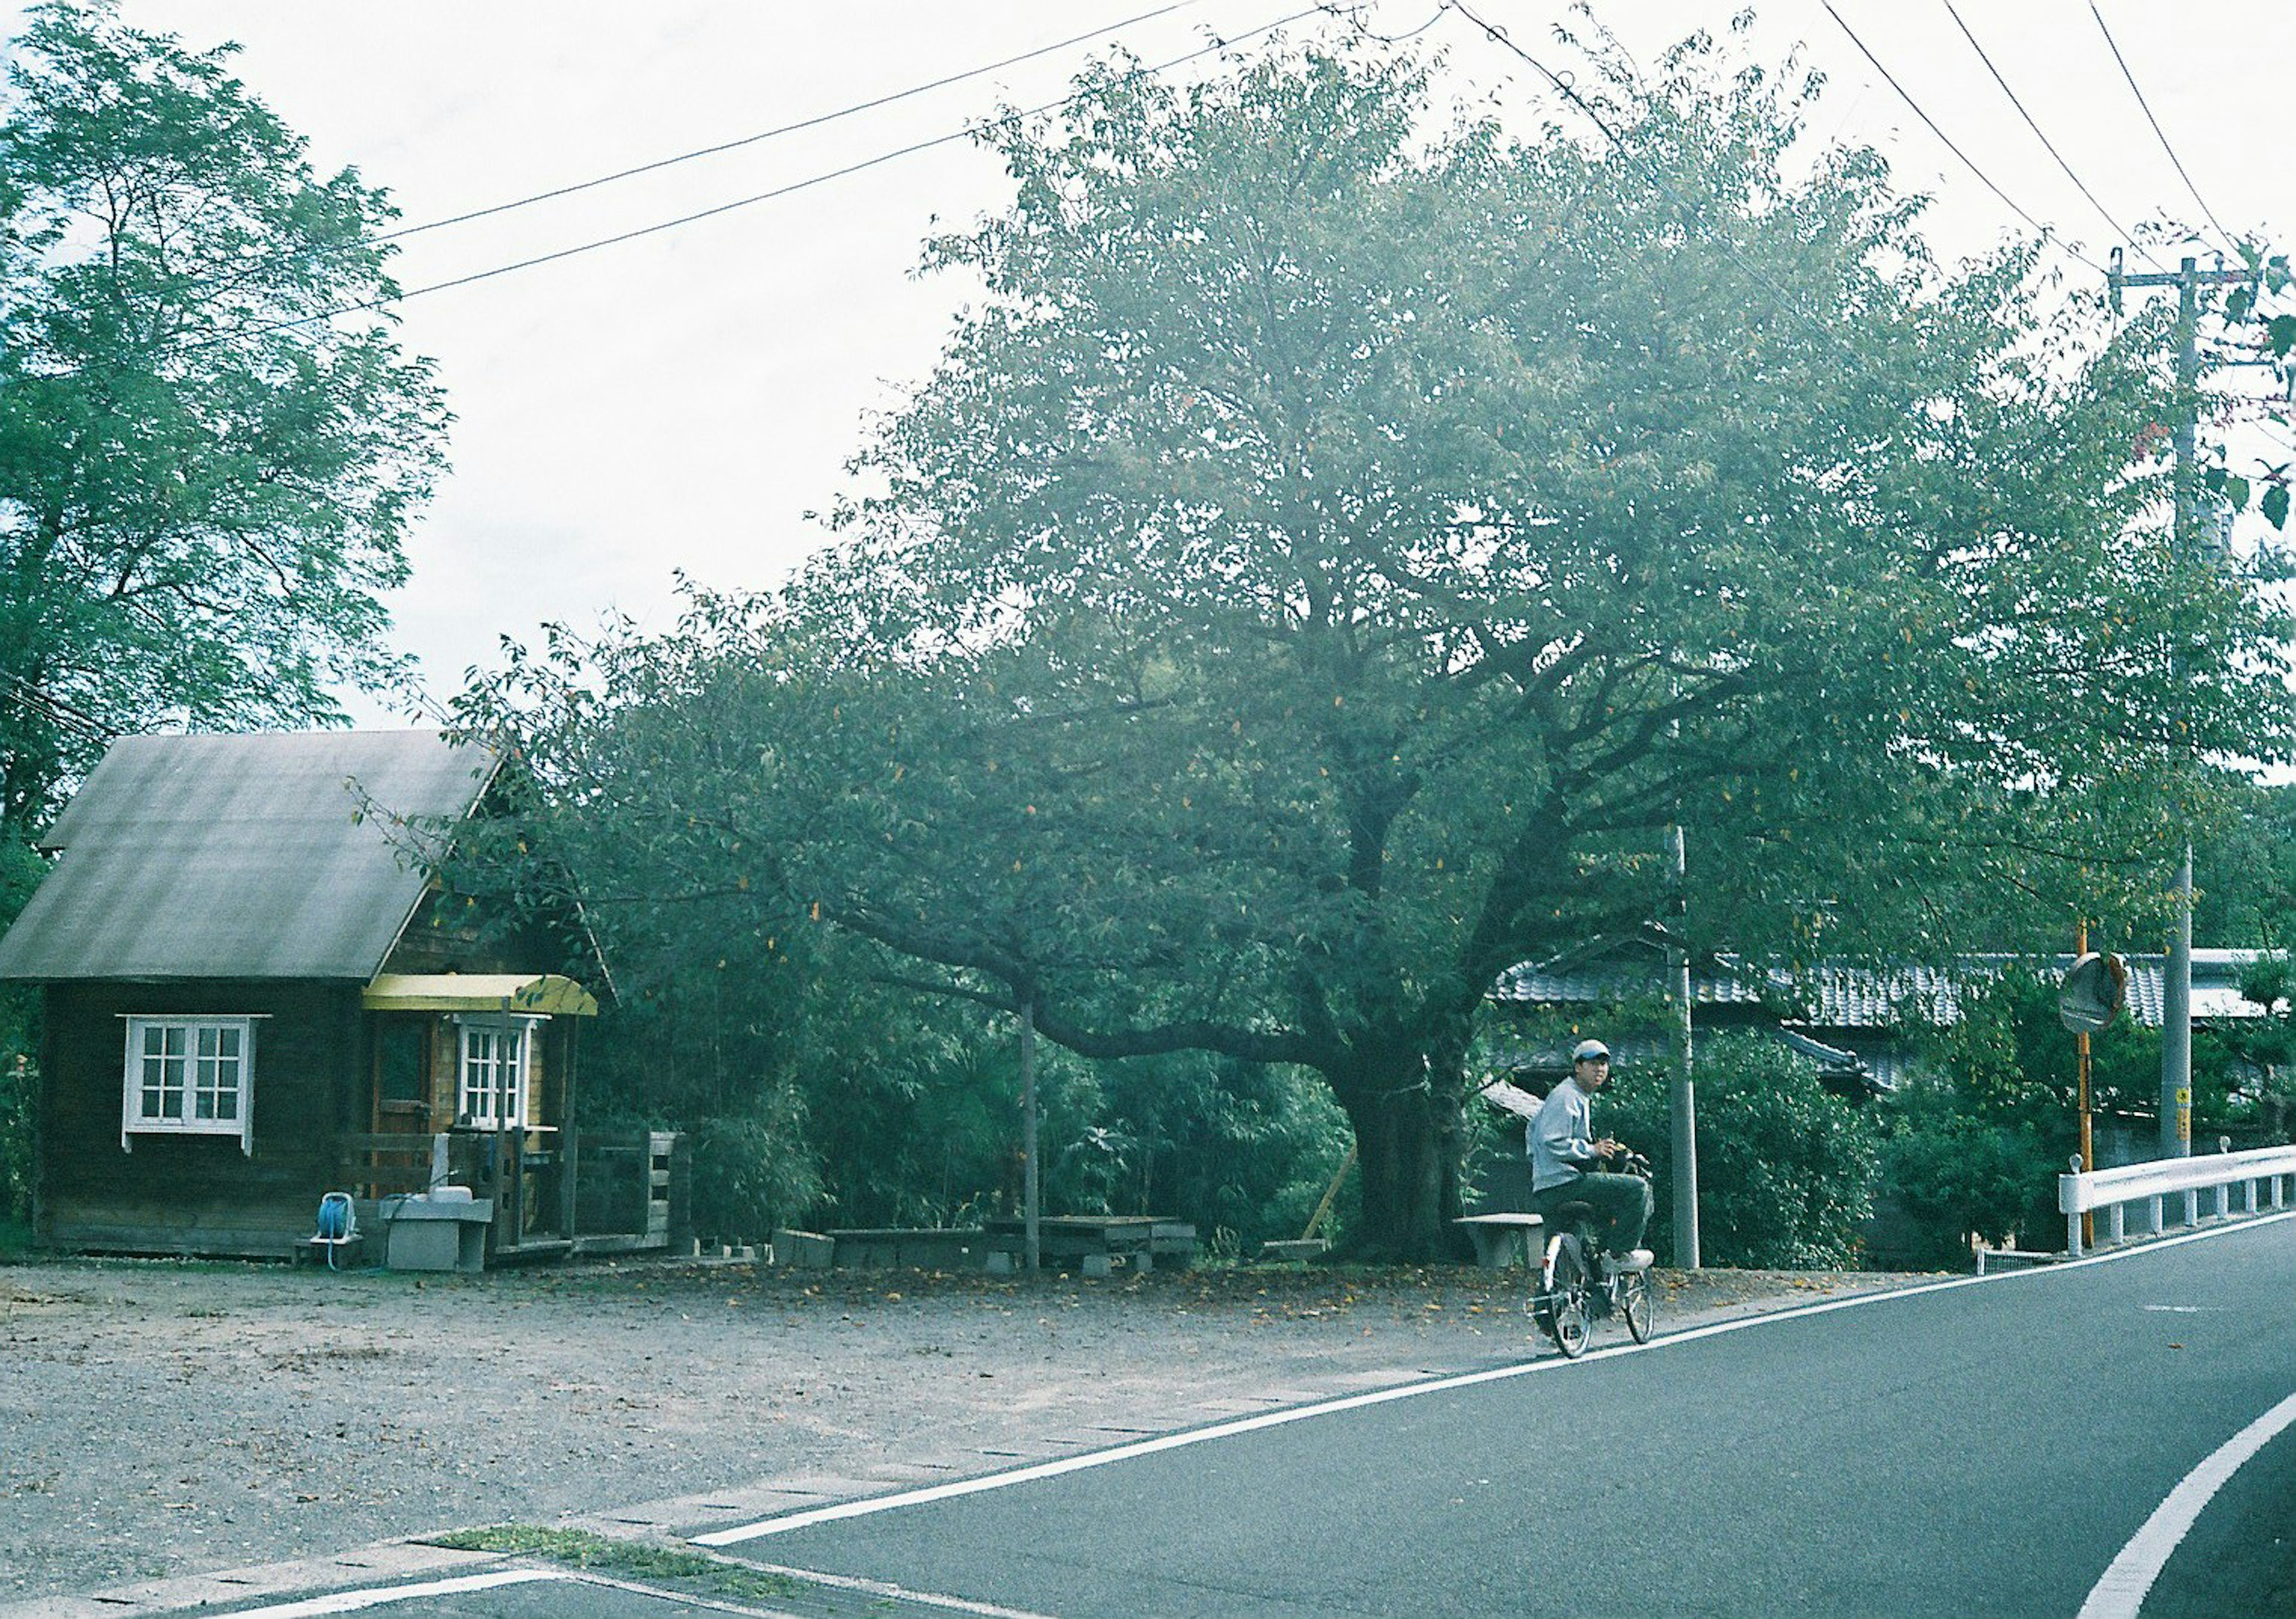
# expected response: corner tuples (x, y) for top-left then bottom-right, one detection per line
(2059, 1143), (2296, 1257)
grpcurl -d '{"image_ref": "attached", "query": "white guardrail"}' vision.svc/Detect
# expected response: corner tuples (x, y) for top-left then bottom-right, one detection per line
(2060, 1144), (2296, 1257)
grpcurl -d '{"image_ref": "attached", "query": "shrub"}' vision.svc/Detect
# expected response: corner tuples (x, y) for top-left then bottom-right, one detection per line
(1877, 1091), (2057, 1267)
(683, 1083), (823, 1243)
(1604, 1031), (1879, 1269)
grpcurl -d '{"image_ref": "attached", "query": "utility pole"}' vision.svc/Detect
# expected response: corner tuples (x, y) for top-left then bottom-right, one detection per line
(2108, 251), (2254, 1160)
(1666, 820), (1700, 1270)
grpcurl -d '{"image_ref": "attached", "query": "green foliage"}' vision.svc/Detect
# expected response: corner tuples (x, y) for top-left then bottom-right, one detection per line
(1605, 1033), (1878, 1270)
(425, 1526), (807, 1605)
(0, 832), (43, 1222)
(1875, 967), (2245, 1263)
(0, 1), (449, 832)
(2194, 781), (2296, 948)
(1877, 1086), (2059, 1267)
(1094, 1053), (1355, 1256)
(0, 1044), (32, 1226)
(682, 1091), (821, 1245)
(459, 26), (2293, 1261)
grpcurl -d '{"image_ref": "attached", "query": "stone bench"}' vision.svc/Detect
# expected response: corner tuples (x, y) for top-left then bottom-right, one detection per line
(1454, 1212), (1544, 1269)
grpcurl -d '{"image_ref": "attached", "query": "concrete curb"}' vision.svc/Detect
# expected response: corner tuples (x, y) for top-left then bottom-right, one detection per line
(0, 1536), (509, 1619)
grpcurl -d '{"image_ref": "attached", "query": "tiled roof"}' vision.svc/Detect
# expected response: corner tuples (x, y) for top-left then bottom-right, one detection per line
(1493, 944), (2270, 1031)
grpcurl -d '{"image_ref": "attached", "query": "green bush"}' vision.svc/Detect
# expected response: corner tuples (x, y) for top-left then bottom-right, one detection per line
(683, 1085), (823, 1244)
(1877, 1091), (2057, 1267)
(0, 1046), (32, 1227)
(1604, 1032), (1879, 1269)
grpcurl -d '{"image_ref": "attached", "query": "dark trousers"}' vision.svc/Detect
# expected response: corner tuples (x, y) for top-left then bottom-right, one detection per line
(1533, 1172), (1653, 1257)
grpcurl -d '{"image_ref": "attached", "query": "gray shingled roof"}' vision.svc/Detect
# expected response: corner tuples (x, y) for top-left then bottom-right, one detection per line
(0, 730), (499, 982)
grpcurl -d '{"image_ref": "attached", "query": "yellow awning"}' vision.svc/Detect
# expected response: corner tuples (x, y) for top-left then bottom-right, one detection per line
(361, 973), (599, 1017)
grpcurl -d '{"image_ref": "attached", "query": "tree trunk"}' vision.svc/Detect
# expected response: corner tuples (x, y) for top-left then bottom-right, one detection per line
(1333, 1055), (1465, 1263)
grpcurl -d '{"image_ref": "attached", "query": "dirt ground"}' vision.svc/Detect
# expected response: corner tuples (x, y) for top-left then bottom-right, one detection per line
(0, 1254), (1924, 1604)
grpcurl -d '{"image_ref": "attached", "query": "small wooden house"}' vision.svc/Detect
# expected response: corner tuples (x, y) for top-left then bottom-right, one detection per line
(0, 728), (668, 1260)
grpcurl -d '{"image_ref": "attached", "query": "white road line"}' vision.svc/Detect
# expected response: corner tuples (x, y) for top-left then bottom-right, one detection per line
(206, 1568), (558, 1617)
(738, 1557), (1065, 1619)
(2077, 1387), (2296, 1619)
(694, 1209), (2296, 1547)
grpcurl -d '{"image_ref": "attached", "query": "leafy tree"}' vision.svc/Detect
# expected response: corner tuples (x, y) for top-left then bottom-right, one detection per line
(1605, 1034), (1877, 1270)
(1876, 1096), (2051, 1268)
(463, 29), (2292, 1260)
(2193, 781), (2296, 947)
(0, 1), (449, 833)
(1878, 966), (2248, 1260)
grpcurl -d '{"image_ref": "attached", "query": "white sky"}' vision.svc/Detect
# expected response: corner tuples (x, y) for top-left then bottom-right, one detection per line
(32, 1), (2296, 725)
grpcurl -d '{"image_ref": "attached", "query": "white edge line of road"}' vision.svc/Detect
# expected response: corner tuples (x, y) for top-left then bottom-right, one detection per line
(735, 1557), (1066, 1619)
(694, 1206), (2296, 1548)
(2075, 1384), (2296, 1619)
(206, 1568), (557, 1617)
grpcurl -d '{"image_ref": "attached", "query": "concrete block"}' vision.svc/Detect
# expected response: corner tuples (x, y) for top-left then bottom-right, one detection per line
(1081, 1254), (1116, 1278)
(1256, 1239), (1328, 1263)
(771, 1229), (835, 1269)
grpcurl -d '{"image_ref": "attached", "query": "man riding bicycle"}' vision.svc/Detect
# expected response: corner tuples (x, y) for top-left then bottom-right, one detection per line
(1528, 1038), (1654, 1273)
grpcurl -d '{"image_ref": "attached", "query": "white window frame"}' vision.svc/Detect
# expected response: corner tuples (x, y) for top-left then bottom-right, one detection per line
(455, 1015), (542, 1130)
(120, 1016), (258, 1155)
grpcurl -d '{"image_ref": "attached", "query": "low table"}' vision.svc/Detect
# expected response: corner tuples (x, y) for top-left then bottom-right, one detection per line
(979, 1215), (1196, 1274)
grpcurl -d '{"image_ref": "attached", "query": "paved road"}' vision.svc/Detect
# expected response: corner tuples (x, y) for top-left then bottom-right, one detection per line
(709, 1218), (2295, 1619)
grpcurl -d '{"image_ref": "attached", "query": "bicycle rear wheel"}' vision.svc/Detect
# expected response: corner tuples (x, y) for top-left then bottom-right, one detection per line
(1620, 1266), (1653, 1343)
(1544, 1234), (1593, 1358)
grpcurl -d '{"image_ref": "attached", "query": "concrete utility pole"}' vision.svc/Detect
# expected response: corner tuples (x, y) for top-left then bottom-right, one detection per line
(1666, 822), (1700, 1270)
(2108, 250), (2255, 1159)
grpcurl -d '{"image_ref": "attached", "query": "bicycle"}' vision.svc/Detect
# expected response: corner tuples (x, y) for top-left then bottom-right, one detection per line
(1529, 1151), (1656, 1358)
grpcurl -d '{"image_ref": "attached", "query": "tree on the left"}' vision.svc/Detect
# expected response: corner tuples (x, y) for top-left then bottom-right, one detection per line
(0, 1), (450, 836)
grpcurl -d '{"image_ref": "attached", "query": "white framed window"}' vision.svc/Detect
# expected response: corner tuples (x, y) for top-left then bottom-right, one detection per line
(456, 1017), (538, 1129)
(121, 1016), (257, 1154)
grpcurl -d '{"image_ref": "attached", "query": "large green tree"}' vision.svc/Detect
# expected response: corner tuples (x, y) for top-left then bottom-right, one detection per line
(466, 31), (2294, 1259)
(0, 1), (448, 832)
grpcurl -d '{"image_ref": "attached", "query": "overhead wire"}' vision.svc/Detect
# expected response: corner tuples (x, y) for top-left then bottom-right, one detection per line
(2088, 2), (2242, 258)
(364, 1), (1203, 252)
(1441, 0), (1897, 393)
(1819, 1), (2106, 275)
(102, 2), (1332, 363)
(1937, 0), (2158, 270)
(0, 672), (115, 742)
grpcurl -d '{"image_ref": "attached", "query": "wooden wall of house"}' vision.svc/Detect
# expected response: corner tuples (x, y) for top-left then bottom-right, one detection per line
(381, 886), (579, 979)
(40, 979), (364, 1258)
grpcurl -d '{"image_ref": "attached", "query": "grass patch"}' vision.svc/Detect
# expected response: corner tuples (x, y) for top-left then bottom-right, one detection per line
(426, 1524), (808, 1603)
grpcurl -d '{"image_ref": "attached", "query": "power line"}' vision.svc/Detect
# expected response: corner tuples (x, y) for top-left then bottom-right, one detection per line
(1937, 0), (2155, 270)
(1443, 0), (1895, 391)
(0, 673), (115, 743)
(367, 1), (1203, 251)
(1821, 1), (2106, 275)
(38, 4), (1332, 371)
(2089, 2), (2242, 256)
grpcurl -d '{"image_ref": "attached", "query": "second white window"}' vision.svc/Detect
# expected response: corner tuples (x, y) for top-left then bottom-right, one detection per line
(456, 1018), (533, 1129)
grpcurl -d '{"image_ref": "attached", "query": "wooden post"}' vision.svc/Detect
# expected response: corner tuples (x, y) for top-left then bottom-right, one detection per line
(1020, 993), (1040, 1274)
(559, 1019), (580, 1241)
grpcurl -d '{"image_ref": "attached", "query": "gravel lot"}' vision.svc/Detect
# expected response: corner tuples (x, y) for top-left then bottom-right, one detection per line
(0, 1255), (1921, 1604)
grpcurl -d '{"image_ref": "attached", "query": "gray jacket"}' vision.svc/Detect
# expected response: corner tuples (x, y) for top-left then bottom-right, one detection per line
(1529, 1077), (1602, 1194)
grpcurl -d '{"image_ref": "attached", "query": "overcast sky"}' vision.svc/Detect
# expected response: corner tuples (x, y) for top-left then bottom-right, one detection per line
(30, 2), (2296, 725)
